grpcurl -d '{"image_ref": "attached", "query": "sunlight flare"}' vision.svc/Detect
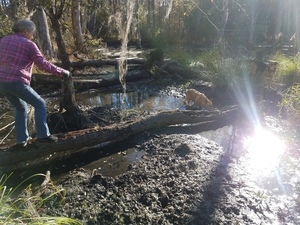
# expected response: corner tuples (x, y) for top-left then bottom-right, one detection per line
(243, 127), (285, 173)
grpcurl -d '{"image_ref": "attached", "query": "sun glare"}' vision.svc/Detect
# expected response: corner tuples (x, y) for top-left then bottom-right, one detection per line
(243, 127), (285, 173)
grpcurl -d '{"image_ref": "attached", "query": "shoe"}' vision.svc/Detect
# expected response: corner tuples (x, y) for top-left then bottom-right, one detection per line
(26, 136), (32, 143)
(37, 135), (58, 143)
(11, 143), (28, 151)
(15, 137), (32, 147)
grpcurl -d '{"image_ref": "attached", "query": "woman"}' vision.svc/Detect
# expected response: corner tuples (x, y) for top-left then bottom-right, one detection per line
(0, 19), (70, 148)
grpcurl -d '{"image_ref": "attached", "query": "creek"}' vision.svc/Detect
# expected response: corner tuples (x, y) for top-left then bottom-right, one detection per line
(74, 90), (299, 217)
(1, 85), (299, 223)
(51, 90), (297, 200)
(0, 90), (293, 185)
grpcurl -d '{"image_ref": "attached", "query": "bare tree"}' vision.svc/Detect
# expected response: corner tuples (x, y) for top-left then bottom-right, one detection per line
(71, 0), (84, 51)
(249, 0), (257, 46)
(134, 0), (142, 49)
(219, 0), (229, 50)
(28, 0), (54, 59)
(45, 1), (79, 113)
(6, 0), (18, 19)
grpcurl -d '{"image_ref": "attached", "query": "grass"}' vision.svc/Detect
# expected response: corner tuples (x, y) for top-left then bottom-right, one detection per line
(272, 53), (300, 87)
(146, 46), (245, 89)
(271, 53), (300, 124)
(147, 46), (300, 128)
(280, 84), (300, 124)
(188, 49), (248, 90)
(185, 49), (300, 127)
(0, 173), (82, 225)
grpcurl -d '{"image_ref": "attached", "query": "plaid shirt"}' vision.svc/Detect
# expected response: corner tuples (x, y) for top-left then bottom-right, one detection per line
(0, 33), (68, 85)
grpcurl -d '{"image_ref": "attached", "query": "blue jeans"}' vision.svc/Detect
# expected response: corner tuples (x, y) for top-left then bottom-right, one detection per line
(0, 82), (50, 144)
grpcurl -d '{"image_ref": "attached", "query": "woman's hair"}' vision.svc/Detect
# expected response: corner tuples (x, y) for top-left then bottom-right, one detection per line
(12, 19), (36, 33)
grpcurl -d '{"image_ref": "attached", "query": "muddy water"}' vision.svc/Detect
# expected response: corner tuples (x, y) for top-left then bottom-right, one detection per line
(0, 91), (186, 177)
(75, 90), (185, 111)
(199, 121), (300, 224)
(1, 90), (299, 223)
(1, 92), (298, 200)
(69, 91), (297, 201)
(0, 91), (184, 146)
(50, 91), (186, 179)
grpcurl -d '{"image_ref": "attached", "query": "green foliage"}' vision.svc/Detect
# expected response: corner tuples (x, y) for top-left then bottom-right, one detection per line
(0, 17), (13, 38)
(255, 190), (267, 199)
(272, 53), (300, 87)
(146, 48), (165, 66)
(194, 49), (223, 78)
(145, 48), (165, 77)
(0, 173), (82, 225)
(280, 84), (300, 124)
(275, 53), (300, 126)
(190, 49), (244, 89)
(165, 47), (198, 67)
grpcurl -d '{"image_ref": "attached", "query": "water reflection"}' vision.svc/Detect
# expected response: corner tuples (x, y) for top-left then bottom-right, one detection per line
(201, 124), (285, 173)
(243, 126), (285, 173)
(83, 147), (144, 177)
(76, 91), (184, 111)
(200, 126), (234, 151)
(200, 123), (292, 196)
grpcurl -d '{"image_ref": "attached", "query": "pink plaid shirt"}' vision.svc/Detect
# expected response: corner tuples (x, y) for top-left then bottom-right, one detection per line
(0, 33), (68, 85)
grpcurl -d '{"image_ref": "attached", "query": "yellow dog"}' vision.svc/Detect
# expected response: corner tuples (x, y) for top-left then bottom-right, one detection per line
(185, 89), (212, 107)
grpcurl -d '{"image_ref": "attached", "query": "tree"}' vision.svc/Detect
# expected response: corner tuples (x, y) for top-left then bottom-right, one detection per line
(45, 1), (77, 110)
(71, 0), (84, 51)
(6, 0), (18, 20)
(219, 0), (229, 50)
(133, 0), (141, 49)
(39, 0), (91, 130)
(28, 0), (54, 59)
(249, 0), (257, 46)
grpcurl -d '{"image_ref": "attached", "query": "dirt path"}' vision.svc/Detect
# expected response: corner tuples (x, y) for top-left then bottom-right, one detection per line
(40, 117), (300, 225)
(1, 70), (299, 224)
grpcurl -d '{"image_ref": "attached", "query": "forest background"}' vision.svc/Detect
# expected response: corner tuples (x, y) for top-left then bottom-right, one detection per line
(1, 1), (300, 224)
(0, 0), (299, 62)
(1, 0), (300, 142)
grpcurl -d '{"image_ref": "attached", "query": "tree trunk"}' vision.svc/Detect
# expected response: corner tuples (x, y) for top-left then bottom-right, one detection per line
(43, 2), (92, 131)
(134, 0), (142, 49)
(50, 16), (78, 113)
(7, 0), (17, 19)
(0, 105), (239, 172)
(249, 0), (257, 46)
(219, 0), (229, 50)
(48, 17), (70, 69)
(71, 0), (85, 51)
(47, 6), (79, 114)
(28, 0), (54, 59)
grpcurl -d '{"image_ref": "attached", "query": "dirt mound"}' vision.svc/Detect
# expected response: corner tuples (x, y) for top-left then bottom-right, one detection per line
(42, 129), (300, 224)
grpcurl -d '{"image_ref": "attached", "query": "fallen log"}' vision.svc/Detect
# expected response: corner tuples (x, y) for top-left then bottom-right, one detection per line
(32, 58), (198, 91)
(55, 58), (147, 69)
(0, 105), (239, 172)
(72, 69), (152, 90)
(32, 67), (152, 91)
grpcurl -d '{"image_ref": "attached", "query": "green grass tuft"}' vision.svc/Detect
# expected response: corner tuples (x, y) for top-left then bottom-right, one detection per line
(280, 84), (300, 125)
(273, 53), (300, 87)
(0, 173), (82, 225)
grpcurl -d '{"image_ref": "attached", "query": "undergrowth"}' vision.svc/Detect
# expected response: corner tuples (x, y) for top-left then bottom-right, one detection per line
(158, 47), (300, 126)
(272, 53), (300, 87)
(0, 173), (82, 225)
(280, 84), (300, 124)
(188, 49), (247, 90)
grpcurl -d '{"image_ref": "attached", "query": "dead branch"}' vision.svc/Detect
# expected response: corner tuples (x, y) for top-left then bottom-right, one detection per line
(0, 105), (240, 172)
